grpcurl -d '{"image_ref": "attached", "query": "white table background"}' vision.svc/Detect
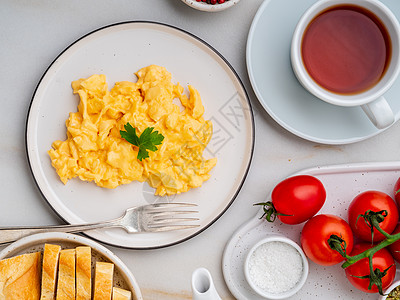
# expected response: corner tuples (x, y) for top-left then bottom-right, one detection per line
(2, 0), (400, 299)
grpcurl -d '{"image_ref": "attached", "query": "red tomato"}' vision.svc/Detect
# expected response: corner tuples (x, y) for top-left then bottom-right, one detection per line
(394, 177), (400, 207)
(301, 214), (353, 266)
(348, 191), (399, 242)
(345, 243), (396, 294)
(270, 175), (326, 224)
(388, 223), (400, 263)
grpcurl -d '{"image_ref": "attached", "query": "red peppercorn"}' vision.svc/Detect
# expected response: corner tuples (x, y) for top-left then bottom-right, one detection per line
(197, 0), (229, 4)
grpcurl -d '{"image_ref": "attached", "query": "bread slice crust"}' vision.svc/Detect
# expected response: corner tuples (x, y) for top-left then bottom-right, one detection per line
(56, 249), (76, 300)
(0, 251), (41, 300)
(93, 262), (114, 300)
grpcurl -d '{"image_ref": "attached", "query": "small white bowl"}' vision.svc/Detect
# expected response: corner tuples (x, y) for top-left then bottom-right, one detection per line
(0, 232), (143, 299)
(244, 235), (309, 299)
(378, 279), (400, 299)
(181, 0), (240, 12)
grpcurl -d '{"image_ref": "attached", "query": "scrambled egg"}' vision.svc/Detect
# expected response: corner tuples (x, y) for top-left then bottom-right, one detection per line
(48, 65), (217, 196)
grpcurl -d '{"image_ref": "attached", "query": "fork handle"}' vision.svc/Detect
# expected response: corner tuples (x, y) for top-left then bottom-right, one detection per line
(0, 219), (122, 245)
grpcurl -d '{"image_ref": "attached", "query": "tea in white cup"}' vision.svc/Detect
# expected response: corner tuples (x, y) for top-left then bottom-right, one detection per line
(291, 0), (400, 129)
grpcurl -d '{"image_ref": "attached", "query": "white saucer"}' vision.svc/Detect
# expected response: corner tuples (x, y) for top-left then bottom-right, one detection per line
(223, 161), (400, 299)
(247, 0), (400, 144)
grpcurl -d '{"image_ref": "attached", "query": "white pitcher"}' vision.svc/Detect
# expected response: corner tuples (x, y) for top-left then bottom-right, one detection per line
(191, 268), (222, 300)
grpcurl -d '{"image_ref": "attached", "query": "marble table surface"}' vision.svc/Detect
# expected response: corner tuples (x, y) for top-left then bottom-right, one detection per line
(2, 0), (400, 299)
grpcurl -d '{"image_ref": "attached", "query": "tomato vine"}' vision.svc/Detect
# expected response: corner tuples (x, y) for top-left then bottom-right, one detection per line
(329, 210), (399, 295)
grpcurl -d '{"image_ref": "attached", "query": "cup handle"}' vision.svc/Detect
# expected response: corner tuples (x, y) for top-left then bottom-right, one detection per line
(361, 96), (395, 129)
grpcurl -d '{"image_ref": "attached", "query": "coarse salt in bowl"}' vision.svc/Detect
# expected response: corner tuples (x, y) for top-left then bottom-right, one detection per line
(244, 235), (309, 299)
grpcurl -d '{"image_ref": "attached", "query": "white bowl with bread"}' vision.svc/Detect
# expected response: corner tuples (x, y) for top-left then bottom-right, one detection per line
(0, 232), (142, 299)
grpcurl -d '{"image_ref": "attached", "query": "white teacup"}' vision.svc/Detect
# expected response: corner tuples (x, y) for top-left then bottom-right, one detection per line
(291, 0), (400, 129)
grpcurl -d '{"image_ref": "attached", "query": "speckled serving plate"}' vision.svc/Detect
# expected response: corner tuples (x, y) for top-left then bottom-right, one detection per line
(223, 161), (400, 300)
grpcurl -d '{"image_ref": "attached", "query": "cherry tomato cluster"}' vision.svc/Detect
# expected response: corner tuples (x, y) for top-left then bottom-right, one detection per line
(257, 175), (400, 295)
(301, 190), (398, 294)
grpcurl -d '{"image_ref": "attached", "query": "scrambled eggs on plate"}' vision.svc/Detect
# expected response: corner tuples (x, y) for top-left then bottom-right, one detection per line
(48, 65), (217, 196)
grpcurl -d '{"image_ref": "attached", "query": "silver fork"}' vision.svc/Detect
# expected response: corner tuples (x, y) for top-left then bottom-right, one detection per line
(0, 203), (199, 245)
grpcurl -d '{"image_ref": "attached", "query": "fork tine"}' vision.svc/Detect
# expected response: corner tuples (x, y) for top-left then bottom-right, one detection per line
(148, 224), (200, 232)
(147, 210), (199, 217)
(138, 203), (200, 233)
(150, 217), (200, 225)
(145, 203), (198, 210)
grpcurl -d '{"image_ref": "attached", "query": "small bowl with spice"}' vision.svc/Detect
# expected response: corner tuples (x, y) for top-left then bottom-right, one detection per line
(379, 280), (400, 300)
(244, 235), (309, 299)
(181, 0), (240, 12)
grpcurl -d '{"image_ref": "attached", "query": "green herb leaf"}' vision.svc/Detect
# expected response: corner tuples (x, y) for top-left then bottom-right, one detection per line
(120, 123), (164, 161)
(120, 123), (140, 146)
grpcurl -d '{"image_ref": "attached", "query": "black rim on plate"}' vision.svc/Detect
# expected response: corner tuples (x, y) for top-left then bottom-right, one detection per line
(25, 21), (255, 250)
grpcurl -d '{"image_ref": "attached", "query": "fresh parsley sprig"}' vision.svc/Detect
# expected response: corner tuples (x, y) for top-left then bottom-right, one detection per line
(120, 122), (164, 161)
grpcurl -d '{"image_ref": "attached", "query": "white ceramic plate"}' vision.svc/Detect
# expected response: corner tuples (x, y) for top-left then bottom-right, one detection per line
(0, 232), (143, 299)
(247, 0), (400, 145)
(222, 161), (400, 300)
(26, 22), (254, 249)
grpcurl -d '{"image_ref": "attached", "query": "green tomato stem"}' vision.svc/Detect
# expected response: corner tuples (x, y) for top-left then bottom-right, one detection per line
(253, 201), (291, 222)
(341, 231), (400, 269)
(372, 217), (392, 239)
